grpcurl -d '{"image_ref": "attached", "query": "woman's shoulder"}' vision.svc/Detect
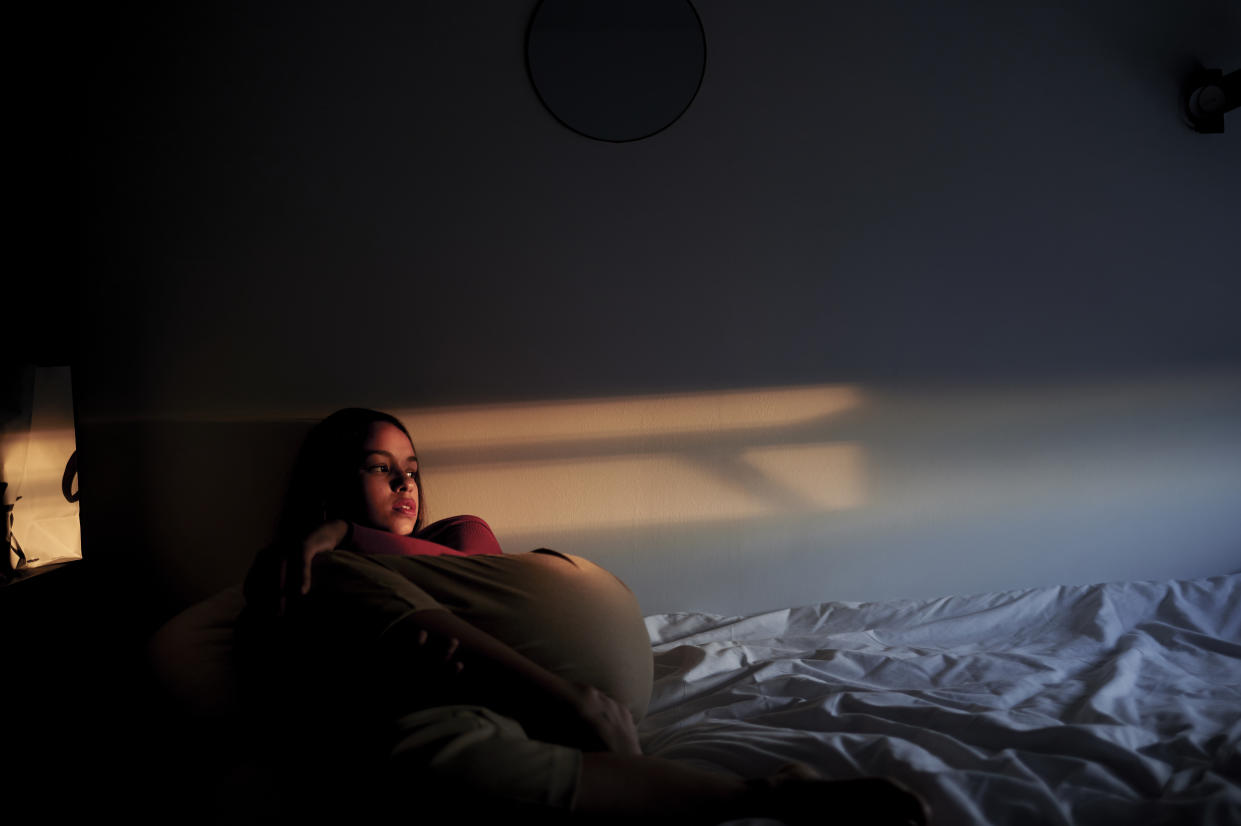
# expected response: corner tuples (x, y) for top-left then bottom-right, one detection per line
(417, 515), (502, 555)
(419, 514), (493, 533)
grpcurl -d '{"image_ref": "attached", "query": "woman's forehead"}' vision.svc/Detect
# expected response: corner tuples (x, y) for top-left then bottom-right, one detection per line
(361, 421), (415, 456)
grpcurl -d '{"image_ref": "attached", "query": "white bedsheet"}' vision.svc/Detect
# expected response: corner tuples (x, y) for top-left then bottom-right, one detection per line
(640, 574), (1241, 826)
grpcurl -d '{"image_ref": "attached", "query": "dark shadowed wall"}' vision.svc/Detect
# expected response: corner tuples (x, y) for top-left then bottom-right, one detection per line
(74, 1), (1240, 619)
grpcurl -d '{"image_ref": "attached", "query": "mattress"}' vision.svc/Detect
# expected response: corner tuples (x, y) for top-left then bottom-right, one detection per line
(640, 574), (1241, 825)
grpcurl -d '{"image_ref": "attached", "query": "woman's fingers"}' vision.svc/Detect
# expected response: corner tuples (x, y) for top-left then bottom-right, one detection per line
(412, 629), (464, 673)
(290, 521), (349, 600)
(572, 684), (641, 755)
(442, 636), (460, 662)
(276, 557), (288, 617)
(435, 636), (463, 674)
(300, 545), (317, 595)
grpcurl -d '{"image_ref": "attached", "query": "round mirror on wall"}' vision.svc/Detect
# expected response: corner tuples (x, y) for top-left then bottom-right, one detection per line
(526, 0), (706, 142)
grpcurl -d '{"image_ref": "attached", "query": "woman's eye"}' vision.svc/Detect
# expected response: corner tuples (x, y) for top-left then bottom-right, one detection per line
(405, 469), (417, 478)
(367, 464), (389, 473)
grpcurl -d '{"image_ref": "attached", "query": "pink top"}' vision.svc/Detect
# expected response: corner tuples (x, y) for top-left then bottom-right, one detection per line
(345, 514), (504, 558)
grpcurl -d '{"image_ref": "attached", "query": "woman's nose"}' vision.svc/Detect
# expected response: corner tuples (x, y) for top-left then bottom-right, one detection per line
(392, 472), (412, 491)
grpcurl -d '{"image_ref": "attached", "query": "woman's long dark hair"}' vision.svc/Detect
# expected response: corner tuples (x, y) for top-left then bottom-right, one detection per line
(240, 409), (425, 764)
(276, 407), (426, 541)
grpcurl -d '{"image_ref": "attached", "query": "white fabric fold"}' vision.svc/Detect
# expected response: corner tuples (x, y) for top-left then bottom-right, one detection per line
(641, 574), (1241, 825)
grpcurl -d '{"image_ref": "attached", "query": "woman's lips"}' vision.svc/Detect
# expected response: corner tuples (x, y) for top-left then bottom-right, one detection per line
(394, 500), (416, 513)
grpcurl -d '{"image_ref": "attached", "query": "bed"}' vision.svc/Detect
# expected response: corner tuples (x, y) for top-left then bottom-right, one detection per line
(150, 572), (1241, 825)
(639, 573), (1241, 825)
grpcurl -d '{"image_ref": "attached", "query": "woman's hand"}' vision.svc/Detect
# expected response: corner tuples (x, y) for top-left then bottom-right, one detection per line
(372, 609), (641, 755)
(246, 519), (351, 616)
(372, 615), (471, 712)
(285, 519), (351, 605)
(567, 683), (642, 756)
(398, 627), (467, 705)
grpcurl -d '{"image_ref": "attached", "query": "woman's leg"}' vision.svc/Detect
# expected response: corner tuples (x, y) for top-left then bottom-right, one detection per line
(310, 553), (929, 823)
(386, 705), (929, 825)
(572, 757), (932, 825)
(572, 753), (752, 823)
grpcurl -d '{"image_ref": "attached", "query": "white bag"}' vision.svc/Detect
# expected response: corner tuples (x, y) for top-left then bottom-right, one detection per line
(1, 365), (81, 573)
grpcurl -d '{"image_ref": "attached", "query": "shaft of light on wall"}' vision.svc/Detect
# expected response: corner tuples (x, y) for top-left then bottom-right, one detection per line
(393, 384), (867, 538)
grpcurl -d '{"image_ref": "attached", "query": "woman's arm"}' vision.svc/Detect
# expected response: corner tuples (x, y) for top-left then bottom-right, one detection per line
(382, 607), (640, 755)
(260, 541), (639, 755)
(244, 520), (352, 617)
(248, 521), (638, 754)
(248, 518), (500, 615)
(346, 522), (487, 558)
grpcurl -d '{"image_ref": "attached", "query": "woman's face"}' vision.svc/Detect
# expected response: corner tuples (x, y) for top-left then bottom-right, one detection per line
(354, 421), (420, 534)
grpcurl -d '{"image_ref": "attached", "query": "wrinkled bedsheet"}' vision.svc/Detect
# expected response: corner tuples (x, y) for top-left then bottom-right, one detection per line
(640, 574), (1241, 826)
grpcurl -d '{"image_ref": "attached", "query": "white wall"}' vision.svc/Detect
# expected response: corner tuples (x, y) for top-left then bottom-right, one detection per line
(77, 1), (1241, 617)
(399, 371), (1241, 614)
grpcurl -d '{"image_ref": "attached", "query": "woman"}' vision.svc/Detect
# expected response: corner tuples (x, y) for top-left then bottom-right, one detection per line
(241, 408), (930, 824)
